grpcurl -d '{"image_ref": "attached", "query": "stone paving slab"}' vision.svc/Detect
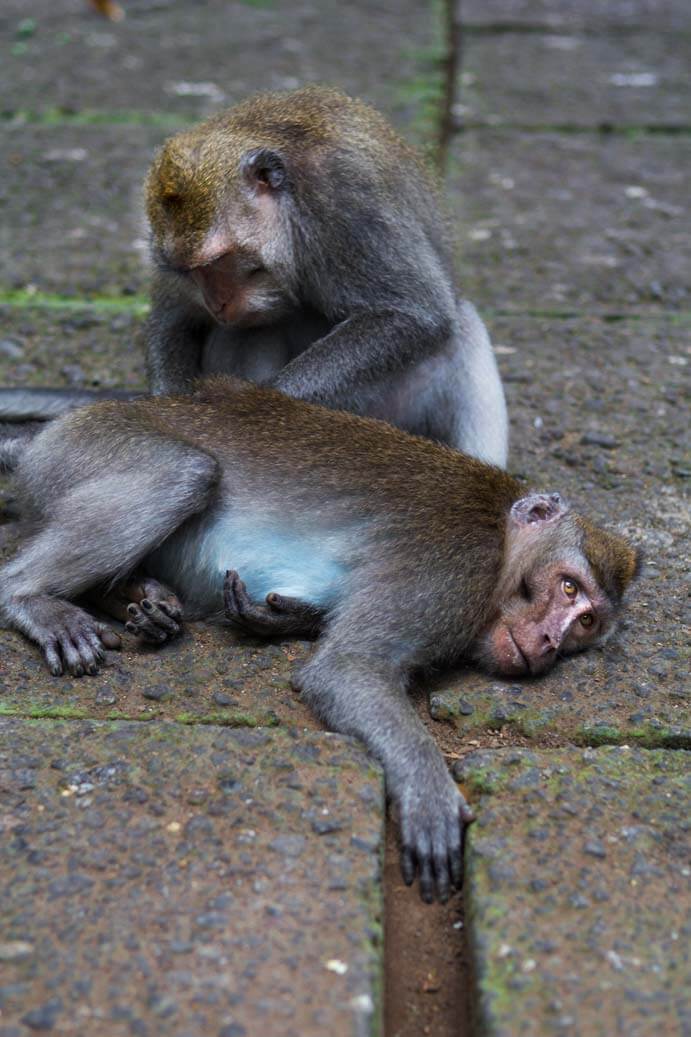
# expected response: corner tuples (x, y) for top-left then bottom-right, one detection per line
(0, 718), (384, 1037)
(0, 125), (166, 296)
(459, 31), (690, 127)
(450, 132), (690, 312)
(0, 0), (431, 121)
(455, 746), (691, 1037)
(0, 616), (315, 731)
(430, 316), (690, 747)
(0, 305), (146, 392)
(461, 0), (691, 33)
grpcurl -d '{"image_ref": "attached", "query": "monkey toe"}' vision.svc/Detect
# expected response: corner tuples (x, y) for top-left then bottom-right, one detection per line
(97, 624), (122, 650)
(126, 602), (180, 643)
(138, 578), (183, 621)
(157, 599), (182, 622)
(43, 641), (64, 677)
(140, 599), (181, 635)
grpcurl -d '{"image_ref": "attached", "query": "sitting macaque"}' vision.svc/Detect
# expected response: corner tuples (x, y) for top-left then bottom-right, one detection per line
(0, 378), (639, 901)
(0, 85), (507, 467)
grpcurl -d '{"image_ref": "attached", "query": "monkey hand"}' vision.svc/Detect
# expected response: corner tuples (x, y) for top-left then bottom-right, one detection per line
(124, 589), (183, 644)
(223, 569), (324, 639)
(397, 761), (474, 904)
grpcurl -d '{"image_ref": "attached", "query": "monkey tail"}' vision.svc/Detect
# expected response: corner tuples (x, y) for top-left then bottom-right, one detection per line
(0, 387), (141, 421)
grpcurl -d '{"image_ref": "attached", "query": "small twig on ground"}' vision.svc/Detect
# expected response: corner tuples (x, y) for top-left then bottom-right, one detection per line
(437, 0), (463, 178)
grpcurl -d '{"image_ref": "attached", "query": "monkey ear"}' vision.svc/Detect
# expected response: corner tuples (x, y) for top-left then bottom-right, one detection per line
(510, 492), (569, 528)
(241, 148), (288, 192)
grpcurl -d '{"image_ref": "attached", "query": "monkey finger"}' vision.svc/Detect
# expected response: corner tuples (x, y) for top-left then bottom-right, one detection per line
(266, 592), (312, 616)
(400, 844), (416, 887)
(432, 834), (451, 903)
(223, 570), (246, 618)
(81, 627), (107, 662)
(226, 571), (255, 615)
(447, 819), (464, 890)
(224, 571), (275, 633)
(72, 634), (103, 676)
(417, 840), (435, 904)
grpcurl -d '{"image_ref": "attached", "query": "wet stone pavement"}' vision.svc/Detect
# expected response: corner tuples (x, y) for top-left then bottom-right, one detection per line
(1, 1), (690, 1035)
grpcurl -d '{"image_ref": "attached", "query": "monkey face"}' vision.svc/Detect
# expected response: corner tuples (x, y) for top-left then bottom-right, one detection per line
(471, 491), (632, 678)
(147, 138), (297, 326)
(476, 559), (614, 677)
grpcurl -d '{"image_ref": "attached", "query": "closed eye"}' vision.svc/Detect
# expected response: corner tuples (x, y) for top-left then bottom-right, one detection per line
(519, 578), (531, 601)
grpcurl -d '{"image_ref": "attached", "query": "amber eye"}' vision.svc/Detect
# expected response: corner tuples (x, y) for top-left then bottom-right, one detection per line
(562, 578), (578, 598)
(580, 612), (594, 628)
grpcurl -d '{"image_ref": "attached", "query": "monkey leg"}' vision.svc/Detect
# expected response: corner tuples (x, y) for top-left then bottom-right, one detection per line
(296, 640), (474, 903)
(0, 447), (219, 675)
(89, 573), (183, 644)
(223, 570), (325, 639)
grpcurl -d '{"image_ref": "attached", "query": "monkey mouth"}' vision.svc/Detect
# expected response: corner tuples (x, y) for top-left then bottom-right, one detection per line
(507, 629), (531, 674)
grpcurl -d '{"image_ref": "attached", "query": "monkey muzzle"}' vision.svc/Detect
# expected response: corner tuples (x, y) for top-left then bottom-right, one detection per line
(191, 251), (265, 325)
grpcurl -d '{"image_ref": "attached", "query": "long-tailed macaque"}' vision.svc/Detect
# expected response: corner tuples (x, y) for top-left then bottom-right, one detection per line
(0, 86), (507, 466)
(0, 378), (638, 901)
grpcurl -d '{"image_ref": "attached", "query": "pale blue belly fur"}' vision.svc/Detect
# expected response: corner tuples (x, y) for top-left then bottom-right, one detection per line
(148, 510), (352, 616)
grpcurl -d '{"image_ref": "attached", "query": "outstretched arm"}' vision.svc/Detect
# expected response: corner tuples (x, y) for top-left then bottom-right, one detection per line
(296, 636), (474, 902)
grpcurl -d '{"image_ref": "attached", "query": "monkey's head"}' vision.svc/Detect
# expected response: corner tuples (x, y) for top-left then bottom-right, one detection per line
(145, 88), (367, 328)
(474, 492), (641, 678)
(146, 127), (297, 328)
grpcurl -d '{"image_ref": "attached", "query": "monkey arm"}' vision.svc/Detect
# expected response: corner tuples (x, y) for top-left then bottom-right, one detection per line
(270, 309), (452, 409)
(223, 569), (325, 639)
(297, 636), (474, 903)
(145, 274), (213, 394)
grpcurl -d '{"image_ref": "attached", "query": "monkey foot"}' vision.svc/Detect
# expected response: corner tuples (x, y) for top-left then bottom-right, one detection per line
(124, 596), (182, 643)
(8, 594), (121, 677)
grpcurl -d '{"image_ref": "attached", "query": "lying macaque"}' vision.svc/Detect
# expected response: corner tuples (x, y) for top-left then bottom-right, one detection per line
(0, 377), (639, 901)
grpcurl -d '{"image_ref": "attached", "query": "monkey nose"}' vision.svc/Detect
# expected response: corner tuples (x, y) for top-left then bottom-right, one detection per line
(541, 633), (557, 655)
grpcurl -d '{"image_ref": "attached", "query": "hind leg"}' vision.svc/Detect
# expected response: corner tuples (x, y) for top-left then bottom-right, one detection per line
(0, 441), (219, 675)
